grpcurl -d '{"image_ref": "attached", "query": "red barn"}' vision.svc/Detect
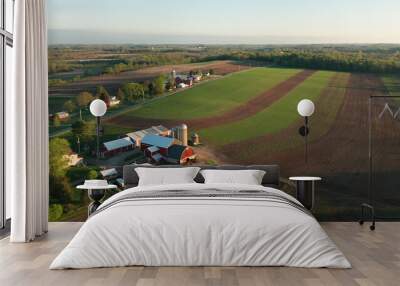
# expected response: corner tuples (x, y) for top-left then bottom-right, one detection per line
(165, 145), (196, 164)
(101, 137), (135, 157)
(175, 77), (184, 85)
(141, 134), (178, 156)
(183, 78), (193, 86)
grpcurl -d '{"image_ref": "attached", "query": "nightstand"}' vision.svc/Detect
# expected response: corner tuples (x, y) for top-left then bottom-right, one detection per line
(77, 180), (117, 216)
(289, 177), (322, 210)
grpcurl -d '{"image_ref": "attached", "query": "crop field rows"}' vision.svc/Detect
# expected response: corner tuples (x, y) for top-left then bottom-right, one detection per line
(102, 66), (400, 219)
(219, 72), (350, 162)
(198, 70), (338, 145)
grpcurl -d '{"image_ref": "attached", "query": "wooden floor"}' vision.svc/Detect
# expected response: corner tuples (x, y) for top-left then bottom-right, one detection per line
(0, 222), (399, 286)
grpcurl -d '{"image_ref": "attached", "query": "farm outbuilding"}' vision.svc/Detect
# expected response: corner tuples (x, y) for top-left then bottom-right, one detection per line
(177, 83), (188, 89)
(63, 153), (83, 167)
(127, 125), (170, 147)
(109, 96), (121, 107)
(100, 168), (119, 180)
(175, 76), (193, 87)
(141, 134), (178, 155)
(191, 133), (200, 145)
(54, 111), (69, 121)
(190, 75), (202, 82)
(115, 178), (125, 188)
(101, 137), (135, 157)
(184, 79), (193, 86)
(149, 153), (163, 163)
(144, 146), (163, 163)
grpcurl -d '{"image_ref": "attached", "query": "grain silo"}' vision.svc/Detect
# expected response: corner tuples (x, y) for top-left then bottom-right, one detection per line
(191, 133), (200, 146)
(175, 124), (188, 146)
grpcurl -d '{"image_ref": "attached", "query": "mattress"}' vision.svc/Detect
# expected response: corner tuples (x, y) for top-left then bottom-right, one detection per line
(50, 183), (351, 269)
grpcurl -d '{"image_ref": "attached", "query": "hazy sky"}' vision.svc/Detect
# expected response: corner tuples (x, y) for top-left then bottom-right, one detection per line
(48, 0), (400, 45)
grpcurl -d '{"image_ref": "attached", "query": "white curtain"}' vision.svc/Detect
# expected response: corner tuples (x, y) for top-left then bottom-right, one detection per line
(7, 0), (49, 242)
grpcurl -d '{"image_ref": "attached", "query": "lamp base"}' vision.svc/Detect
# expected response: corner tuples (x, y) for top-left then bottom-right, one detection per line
(299, 126), (309, 136)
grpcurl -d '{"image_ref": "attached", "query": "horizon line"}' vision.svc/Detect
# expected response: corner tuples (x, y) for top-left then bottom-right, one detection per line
(48, 42), (400, 46)
(48, 29), (400, 46)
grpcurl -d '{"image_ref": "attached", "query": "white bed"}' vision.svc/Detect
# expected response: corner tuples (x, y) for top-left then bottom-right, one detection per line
(50, 183), (351, 269)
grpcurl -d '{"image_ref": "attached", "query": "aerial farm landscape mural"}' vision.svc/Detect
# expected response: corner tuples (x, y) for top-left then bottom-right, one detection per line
(47, 1), (400, 221)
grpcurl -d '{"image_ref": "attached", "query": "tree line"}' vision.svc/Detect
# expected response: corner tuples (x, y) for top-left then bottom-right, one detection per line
(49, 52), (199, 77)
(102, 53), (195, 76)
(206, 50), (400, 74)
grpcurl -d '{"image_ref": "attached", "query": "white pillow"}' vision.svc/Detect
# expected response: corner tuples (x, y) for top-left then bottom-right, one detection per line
(200, 169), (266, 185)
(136, 167), (201, 186)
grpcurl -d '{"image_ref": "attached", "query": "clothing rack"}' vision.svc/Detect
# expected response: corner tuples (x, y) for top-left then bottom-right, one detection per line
(359, 95), (400, 230)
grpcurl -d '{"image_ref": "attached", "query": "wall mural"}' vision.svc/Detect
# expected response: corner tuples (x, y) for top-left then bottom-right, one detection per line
(47, 4), (400, 222)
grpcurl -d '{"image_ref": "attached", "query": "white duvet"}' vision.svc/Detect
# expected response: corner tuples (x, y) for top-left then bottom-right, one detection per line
(50, 183), (351, 269)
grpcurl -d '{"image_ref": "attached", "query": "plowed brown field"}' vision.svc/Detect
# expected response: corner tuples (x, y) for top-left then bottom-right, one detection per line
(218, 74), (398, 179)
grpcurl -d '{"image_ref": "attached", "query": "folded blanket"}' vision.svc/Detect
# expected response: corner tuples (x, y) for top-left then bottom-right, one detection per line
(93, 188), (311, 217)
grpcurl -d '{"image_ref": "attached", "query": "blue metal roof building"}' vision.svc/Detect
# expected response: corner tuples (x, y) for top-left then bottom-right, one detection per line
(141, 134), (177, 149)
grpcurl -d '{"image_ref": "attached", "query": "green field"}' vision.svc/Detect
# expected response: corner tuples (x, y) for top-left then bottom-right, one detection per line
(102, 124), (134, 141)
(223, 72), (349, 162)
(382, 75), (400, 97)
(131, 67), (301, 119)
(108, 67), (347, 148)
(198, 71), (339, 145)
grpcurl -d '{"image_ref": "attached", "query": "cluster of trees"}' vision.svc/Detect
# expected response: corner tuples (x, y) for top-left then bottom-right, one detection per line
(49, 138), (74, 205)
(53, 91), (96, 127)
(59, 87), (113, 119)
(49, 137), (98, 220)
(104, 63), (131, 75)
(48, 60), (77, 74)
(71, 119), (96, 147)
(103, 54), (196, 76)
(207, 49), (400, 74)
(150, 75), (166, 95)
(101, 74), (167, 103)
(122, 83), (145, 101)
(53, 91), (95, 126)
(120, 75), (167, 99)
(48, 78), (68, 87)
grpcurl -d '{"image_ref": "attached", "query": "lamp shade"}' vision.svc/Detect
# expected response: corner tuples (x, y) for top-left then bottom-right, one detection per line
(89, 99), (107, 117)
(297, 99), (315, 117)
